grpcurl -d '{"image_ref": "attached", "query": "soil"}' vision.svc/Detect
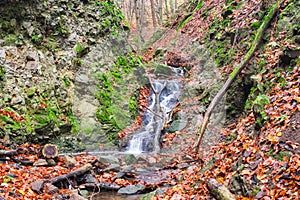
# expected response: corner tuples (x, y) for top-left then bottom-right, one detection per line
(280, 111), (300, 154)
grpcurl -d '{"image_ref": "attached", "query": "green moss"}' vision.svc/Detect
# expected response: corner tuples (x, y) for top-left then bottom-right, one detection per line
(177, 15), (193, 29)
(0, 65), (5, 81)
(95, 53), (142, 132)
(4, 34), (18, 45)
(250, 21), (261, 29)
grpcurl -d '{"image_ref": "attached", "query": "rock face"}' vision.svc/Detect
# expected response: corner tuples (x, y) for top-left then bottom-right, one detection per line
(0, 0), (131, 150)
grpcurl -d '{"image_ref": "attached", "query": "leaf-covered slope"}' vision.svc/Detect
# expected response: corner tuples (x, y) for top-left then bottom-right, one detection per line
(144, 0), (300, 199)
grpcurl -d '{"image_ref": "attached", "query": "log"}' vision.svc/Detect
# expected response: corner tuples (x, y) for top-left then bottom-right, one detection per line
(50, 163), (93, 185)
(0, 150), (17, 156)
(41, 144), (58, 159)
(207, 179), (236, 200)
(193, 2), (280, 152)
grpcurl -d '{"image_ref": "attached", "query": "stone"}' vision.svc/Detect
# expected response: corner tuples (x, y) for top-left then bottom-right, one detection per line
(44, 183), (59, 194)
(30, 180), (45, 194)
(0, 49), (6, 64)
(78, 189), (89, 197)
(76, 73), (89, 84)
(117, 184), (146, 195)
(168, 120), (187, 132)
(11, 95), (24, 105)
(102, 164), (121, 172)
(98, 155), (119, 164)
(124, 154), (138, 165)
(147, 156), (157, 165)
(33, 159), (48, 167)
(69, 189), (87, 200)
(140, 191), (157, 200)
(99, 182), (121, 191)
(84, 174), (99, 184)
(46, 159), (56, 166)
(176, 162), (189, 169)
(63, 155), (77, 167)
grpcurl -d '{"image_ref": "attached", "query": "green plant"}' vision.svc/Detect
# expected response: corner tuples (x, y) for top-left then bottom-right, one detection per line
(267, 149), (274, 156)
(252, 94), (270, 128)
(274, 151), (291, 161)
(3, 176), (14, 183)
(75, 42), (84, 54)
(253, 189), (260, 196)
(31, 34), (41, 42)
(72, 57), (83, 66)
(0, 65), (6, 81)
(250, 21), (261, 29)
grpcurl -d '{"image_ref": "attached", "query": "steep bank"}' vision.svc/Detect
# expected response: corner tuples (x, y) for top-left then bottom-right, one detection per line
(140, 0), (300, 199)
(0, 0), (134, 151)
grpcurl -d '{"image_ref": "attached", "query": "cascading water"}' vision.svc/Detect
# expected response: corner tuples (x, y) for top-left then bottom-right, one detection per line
(126, 67), (183, 154)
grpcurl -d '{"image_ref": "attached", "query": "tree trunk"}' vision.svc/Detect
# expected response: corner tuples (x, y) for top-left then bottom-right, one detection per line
(139, 0), (145, 41)
(165, 0), (170, 18)
(170, 0), (174, 17)
(150, 0), (157, 28)
(159, 0), (163, 24)
(193, 2), (280, 152)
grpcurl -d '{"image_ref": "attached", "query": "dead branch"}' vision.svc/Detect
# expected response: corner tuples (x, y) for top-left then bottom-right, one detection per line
(0, 150), (17, 156)
(50, 163), (93, 185)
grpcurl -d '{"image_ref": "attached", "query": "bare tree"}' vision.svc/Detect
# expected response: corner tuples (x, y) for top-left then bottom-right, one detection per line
(165, 0), (170, 18)
(150, 0), (157, 28)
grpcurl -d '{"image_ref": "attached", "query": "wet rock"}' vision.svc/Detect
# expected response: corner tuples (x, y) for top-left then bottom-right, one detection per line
(30, 180), (45, 194)
(76, 73), (89, 84)
(99, 182), (121, 191)
(124, 154), (138, 165)
(117, 184), (146, 195)
(10, 95), (24, 105)
(176, 162), (189, 169)
(46, 159), (56, 166)
(168, 120), (187, 132)
(78, 189), (89, 197)
(0, 49), (6, 64)
(102, 164), (121, 172)
(112, 165), (135, 180)
(98, 155), (119, 165)
(147, 156), (157, 165)
(33, 159), (48, 167)
(69, 189), (87, 200)
(45, 183), (59, 194)
(84, 174), (99, 184)
(63, 155), (77, 167)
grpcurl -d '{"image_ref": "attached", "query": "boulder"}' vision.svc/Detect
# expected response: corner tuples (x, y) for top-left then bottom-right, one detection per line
(98, 155), (119, 164)
(117, 184), (146, 195)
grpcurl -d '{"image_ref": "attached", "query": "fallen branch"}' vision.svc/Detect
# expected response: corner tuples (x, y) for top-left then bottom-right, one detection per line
(0, 150), (17, 156)
(193, 2), (280, 152)
(149, 79), (167, 153)
(50, 163), (93, 185)
(207, 179), (236, 200)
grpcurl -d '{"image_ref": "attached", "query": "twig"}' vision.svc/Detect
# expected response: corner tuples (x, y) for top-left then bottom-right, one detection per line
(144, 106), (164, 119)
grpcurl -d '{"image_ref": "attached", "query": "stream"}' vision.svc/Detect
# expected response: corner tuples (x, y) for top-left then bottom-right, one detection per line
(127, 66), (183, 153)
(91, 66), (184, 199)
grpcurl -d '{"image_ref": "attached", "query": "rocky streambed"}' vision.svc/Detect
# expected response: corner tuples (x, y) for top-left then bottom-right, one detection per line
(0, 143), (199, 199)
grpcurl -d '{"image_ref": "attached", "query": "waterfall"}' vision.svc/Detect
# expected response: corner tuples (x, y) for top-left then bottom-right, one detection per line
(126, 66), (183, 154)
